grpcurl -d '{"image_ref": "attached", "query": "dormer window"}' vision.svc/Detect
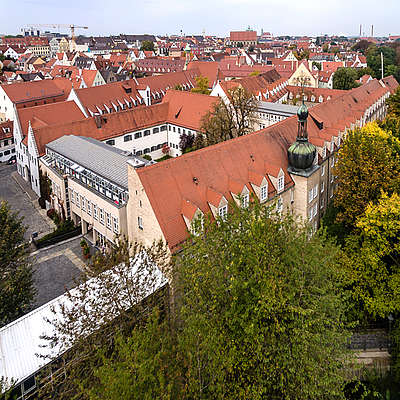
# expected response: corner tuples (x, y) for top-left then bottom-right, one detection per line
(260, 184), (268, 202)
(218, 205), (228, 220)
(277, 175), (284, 192)
(241, 193), (249, 208)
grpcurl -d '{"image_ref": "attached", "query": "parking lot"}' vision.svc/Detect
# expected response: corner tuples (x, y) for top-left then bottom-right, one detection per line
(0, 163), (85, 308)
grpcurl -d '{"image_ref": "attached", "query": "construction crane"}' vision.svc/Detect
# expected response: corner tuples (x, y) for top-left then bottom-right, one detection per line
(24, 24), (88, 41)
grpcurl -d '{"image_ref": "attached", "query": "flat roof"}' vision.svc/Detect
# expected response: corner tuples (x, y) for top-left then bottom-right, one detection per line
(46, 135), (139, 189)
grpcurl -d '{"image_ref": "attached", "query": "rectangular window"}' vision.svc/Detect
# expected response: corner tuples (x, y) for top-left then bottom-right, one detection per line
(134, 132), (142, 139)
(138, 216), (143, 230)
(99, 208), (104, 225)
(312, 203), (318, 218)
(153, 127), (159, 134)
(321, 182), (324, 193)
(260, 185), (267, 201)
(70, 190), (75, 204)
(144, 130), (150, 136)
(113, 216), (119, 233)
(76, 194), (80, 208)
(241, 193), (249, 208)
(277, 176), (284, 192)
(124, 134), (132, 142)
(313, 185), (318, 200)
(161, 125), (167, 131)
(218, 205), (228, 219)
(93, 204), (98, 220)
(308, 207), (313, 221)
(321, 197), (325, 208)
(308, 188), (313, 203)
(106, 212), (111, 229)
(81, 197), (86, 211)
(106, 139), (115, 146)
(321, 165), (325, 176)
(277, 197), (283, 213)
(87, 200), (92, 216)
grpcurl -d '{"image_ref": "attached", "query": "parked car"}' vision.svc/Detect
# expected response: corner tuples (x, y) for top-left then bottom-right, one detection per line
(6, 155), (16, 164)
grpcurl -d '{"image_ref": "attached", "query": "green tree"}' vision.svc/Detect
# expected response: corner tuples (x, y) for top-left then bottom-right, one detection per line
(386, 86), (400, 118)
(76, 203), (352, 400)
(334, 122), (400, 227)
(140, 40), (155, 52)
(366, 45), (396, 78)
(333, 67), (360, 90)
(0, 201), (35, 326)
(200, 86), (256, 147)
(191, 75), (210, 95)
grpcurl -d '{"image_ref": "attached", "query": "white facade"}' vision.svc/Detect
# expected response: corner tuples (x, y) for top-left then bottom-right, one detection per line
(0, 86), (15, 121)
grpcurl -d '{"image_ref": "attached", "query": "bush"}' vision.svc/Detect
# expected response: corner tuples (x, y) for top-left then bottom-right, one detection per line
(38, 197), (46, 209)
(142, 154), (152, 161)
(46, 208), (55, 219)
(35, 219), (80, 248)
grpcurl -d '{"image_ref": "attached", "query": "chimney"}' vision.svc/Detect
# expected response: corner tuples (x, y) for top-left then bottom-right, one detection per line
(360, 24), (362, 37)
(94, 114), (102, 128)
(371, 25), (374, 37)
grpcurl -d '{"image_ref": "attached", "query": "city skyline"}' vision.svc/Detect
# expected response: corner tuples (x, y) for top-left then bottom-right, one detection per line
(2, 0), (399, 38)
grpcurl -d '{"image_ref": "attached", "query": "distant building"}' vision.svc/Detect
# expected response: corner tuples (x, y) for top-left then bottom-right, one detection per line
(229, 31), (257, 47)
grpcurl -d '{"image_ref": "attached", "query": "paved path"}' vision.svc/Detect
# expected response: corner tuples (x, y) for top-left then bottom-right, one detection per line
(0, 164), (54, 240)
(31, 236), (87, 307)
(0, 164), (84, 307)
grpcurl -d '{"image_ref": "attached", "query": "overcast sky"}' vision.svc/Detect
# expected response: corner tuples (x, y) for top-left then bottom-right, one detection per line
(1, 0), (399, 38)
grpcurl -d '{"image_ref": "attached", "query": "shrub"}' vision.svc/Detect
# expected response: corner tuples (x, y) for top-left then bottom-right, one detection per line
(142, 154), (152, 161)
(38, 197), (46, 209)
(46, 208), (55, 219)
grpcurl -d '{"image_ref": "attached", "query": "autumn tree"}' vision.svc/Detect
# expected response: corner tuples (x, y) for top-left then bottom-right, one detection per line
(76, 203), (352, 400)
(199, 86), (256, 147)
(191, 75), (210, 95)
(343, 192), (400, 318)
(386, 86), (400, 118)
(179, 131), (195, 153)
(0, 201), (35, 327)
(334, 122), (400, 227)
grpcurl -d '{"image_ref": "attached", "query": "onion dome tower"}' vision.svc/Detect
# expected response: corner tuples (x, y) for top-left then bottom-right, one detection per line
(287, 101), (316, 172)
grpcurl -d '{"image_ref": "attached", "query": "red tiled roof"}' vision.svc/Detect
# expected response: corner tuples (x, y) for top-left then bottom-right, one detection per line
(1, 78), (71, 105)
(135, 78), (398, 251)
(230, 31), (257, 42)
(17, 100), (85, 137)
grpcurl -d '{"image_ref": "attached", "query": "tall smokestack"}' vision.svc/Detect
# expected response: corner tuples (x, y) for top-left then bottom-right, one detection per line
(371, 25), (374, 37)
(360, 24), (362, 37)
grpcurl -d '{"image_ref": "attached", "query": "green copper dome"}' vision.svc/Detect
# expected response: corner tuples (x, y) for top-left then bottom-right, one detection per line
(287, 140), (316, 171)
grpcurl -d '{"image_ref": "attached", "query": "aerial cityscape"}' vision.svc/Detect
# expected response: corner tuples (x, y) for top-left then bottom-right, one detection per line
(0, 0), (400, 399)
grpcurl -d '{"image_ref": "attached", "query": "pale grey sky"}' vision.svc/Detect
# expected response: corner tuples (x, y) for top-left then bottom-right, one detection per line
(1, 0), (399, 38)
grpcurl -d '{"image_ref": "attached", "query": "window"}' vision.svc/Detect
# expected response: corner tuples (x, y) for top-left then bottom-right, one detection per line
(321, 197), (325, 208)
(81, 197), (86, 211)
(277, 197), (283, 213)
(136, 150), (143, 156)
(241, 193), (249, 208)
(331, 156), (335, 168)
(106, 139), (115, 146)
(312, 203), (318, 218)
(76, 194), (80, 208)
(321, 165), (325, 176)
(153, 127), (159, 134)
(113, 216), (119, 233)
(144, 130), (150, 136)
(322, 147), (326, 158)
(87, 200), (92, 216)
(70, 190), (75, 204)
(312, 184), (318, 200)
(99, 208), (104, 224)
(260, 184), (268, 201)
(151, 145), (157, 152)
(321, 182), (325, 193)
(308, 207), (313, 221)
(277, 175), (284, 192)
(106, 212), (111, 229)
(308, 188), (313, 203)
(124, 134), (132, 142)
(134, 132), (142, 139)
(93, 204), (98, 220)
(218, 205), (228, 219)
(138, 216), (143, 230)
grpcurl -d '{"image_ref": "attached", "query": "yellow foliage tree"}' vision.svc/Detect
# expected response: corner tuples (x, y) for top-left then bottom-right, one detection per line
(334, 122), (400, 227)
